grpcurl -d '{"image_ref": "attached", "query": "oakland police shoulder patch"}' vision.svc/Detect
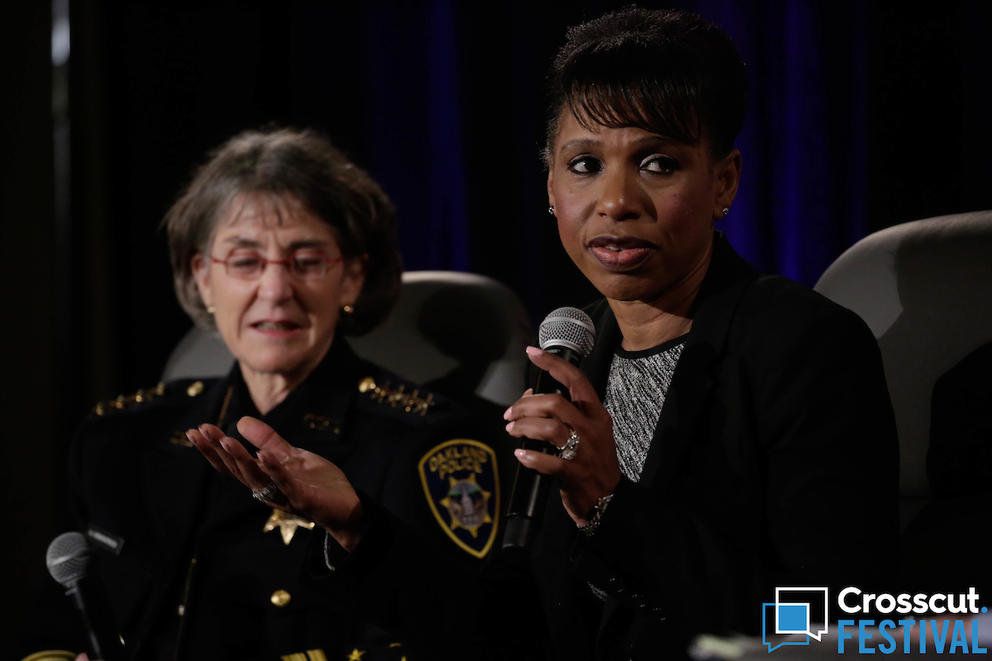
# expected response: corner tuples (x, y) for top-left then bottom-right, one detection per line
(418, 438), (499, 559)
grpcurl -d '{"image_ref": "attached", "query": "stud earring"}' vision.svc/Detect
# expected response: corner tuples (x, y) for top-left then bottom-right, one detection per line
(206, 305), (216, 314)
(721, 207), (730, 217)
(342, 304), (354, 314)
(548, 206), (555, 216)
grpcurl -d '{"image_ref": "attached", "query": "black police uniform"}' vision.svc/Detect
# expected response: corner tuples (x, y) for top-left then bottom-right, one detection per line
(18, 338), (507, 661)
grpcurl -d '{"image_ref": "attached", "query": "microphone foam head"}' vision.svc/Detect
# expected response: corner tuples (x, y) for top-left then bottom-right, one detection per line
(46, 531), (91, 588)
(538, 307), (596, 358)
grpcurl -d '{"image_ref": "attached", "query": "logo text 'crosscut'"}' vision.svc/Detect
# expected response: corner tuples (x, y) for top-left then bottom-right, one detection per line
(762, 586), (989, 654)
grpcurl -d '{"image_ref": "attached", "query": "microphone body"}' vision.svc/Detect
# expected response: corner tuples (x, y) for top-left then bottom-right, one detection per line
(46, 532), (125, 661)
(66, 574), (124, 660)
(502, 308), (595, 550)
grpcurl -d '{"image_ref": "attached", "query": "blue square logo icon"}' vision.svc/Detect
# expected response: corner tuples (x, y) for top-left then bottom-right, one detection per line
(776, 603), (808, 634)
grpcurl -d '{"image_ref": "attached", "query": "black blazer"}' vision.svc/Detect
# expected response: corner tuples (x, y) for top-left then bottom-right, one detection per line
(532, 234), (899, 660)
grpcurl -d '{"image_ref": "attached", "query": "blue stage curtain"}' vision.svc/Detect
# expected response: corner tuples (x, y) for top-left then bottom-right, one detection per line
(695, 0), (869, 285)
(361, 0), (469, 272)
(361, 0), (872, 299)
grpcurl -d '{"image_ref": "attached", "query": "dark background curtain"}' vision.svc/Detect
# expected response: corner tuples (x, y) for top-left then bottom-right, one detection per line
(3, 0), (992, 611)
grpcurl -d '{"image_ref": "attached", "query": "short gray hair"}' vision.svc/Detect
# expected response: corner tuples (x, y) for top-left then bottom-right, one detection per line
(164, 128), (401, 335)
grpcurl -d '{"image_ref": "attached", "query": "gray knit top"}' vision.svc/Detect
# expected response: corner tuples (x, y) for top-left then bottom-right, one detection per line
(603, 335), (687, 482)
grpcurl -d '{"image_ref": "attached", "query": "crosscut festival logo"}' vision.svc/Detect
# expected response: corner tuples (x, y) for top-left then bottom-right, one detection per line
(763, 586), (989, 654)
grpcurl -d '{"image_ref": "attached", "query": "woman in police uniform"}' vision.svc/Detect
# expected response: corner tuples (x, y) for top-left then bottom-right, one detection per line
(22, 128), (503, 661)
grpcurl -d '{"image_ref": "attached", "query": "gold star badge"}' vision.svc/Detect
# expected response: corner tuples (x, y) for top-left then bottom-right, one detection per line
(263, 508), (315, 545)
(346, 649), (366, 661)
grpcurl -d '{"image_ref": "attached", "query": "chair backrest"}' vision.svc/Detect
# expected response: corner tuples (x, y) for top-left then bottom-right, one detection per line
(162, 270), (534, 406)
(813, 210), (992, 525)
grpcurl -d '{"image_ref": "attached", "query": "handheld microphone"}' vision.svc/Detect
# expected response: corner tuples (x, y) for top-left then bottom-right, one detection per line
(46, 531), (125, 661)
(502, 307), (596, 550)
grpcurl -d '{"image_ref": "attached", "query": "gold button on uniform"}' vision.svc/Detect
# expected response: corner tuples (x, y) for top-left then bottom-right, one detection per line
(270, 589), (291, 607)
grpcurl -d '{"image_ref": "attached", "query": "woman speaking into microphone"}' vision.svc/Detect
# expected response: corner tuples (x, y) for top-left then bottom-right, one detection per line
(500, 6), (898, 659)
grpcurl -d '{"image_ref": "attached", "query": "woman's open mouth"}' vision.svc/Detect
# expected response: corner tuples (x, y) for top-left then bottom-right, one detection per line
(250, 320), (302, 336)
(587, 236), (656, 272)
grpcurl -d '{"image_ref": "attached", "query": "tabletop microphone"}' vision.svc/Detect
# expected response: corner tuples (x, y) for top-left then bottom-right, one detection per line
(46, 531), (125, 661)
(502, 306), (596, 550)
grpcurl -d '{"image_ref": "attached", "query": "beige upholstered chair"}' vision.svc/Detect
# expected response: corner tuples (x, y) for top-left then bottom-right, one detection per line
(814, 210), (992, 528)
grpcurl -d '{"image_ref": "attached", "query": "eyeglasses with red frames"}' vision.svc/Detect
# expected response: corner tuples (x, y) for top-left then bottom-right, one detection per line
(210, 250), (343, 280)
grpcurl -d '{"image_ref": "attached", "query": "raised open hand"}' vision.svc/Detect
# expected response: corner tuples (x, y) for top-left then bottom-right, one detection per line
(187, 416), (363, 550)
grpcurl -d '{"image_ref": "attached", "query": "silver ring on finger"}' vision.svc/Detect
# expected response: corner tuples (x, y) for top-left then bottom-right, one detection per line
(559, 429), (580, 461)
(252, 481), (282, 503)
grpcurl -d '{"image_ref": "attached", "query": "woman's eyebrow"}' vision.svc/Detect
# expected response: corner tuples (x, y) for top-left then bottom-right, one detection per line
(558, 135), (681, 156)
(219, 237), (328, 250)
(287, 239), (329, 250)
(221, 236), (262, 247)
(634, 135), (678, 146)
(558, 138), (597, 154)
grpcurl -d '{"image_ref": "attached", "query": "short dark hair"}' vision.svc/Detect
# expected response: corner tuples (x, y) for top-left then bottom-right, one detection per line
(544, 6), (747, 160)
(164, 128), (401, 336)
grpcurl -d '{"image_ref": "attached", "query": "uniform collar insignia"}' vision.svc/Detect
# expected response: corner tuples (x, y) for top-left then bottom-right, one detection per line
(358, 376), (435, 416)
(302, 413), (340, 434)
(93, 381), (168, 416)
